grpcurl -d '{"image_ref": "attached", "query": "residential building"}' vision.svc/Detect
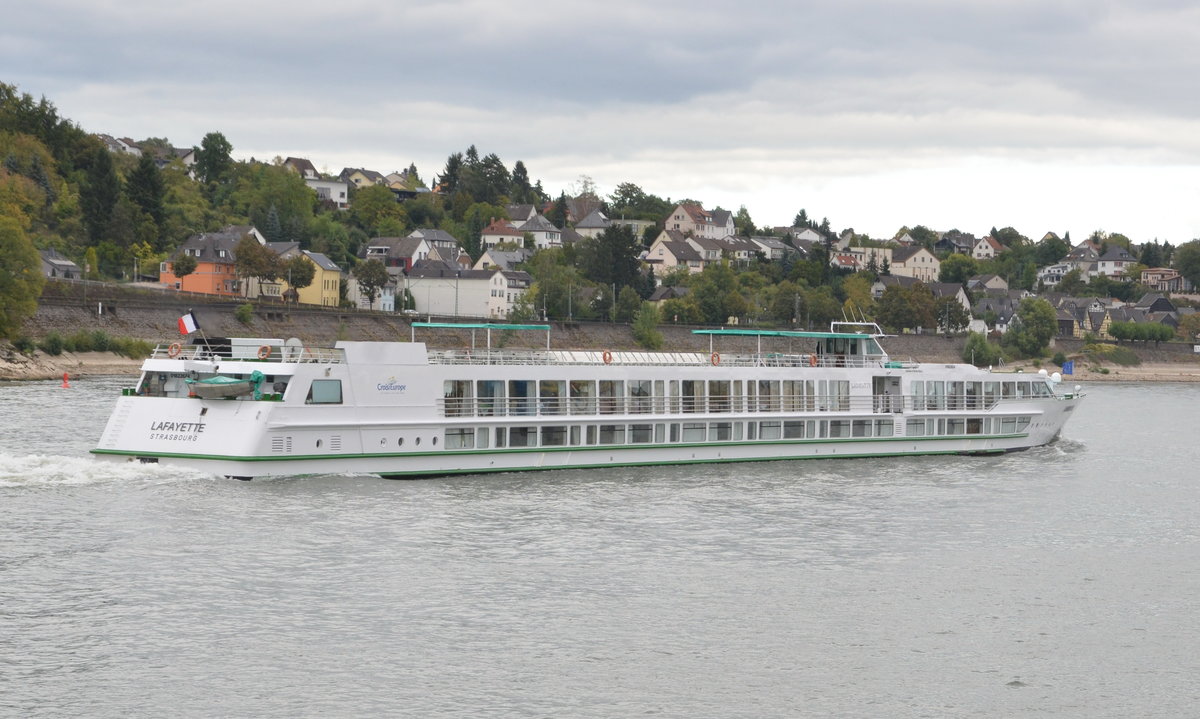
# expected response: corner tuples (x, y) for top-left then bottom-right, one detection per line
(474, 248), (533, 272)
(1141, 267), (1193, 293)
(404, 259), (531, 318)
(889, 246), (940, 282)
(480, 218), (526, 250)
(663, 203), (734, 240)
(1095, 245), (1137, 278)
(972, 236), (1006, 261)
(574, 209), (611, 239)
(159, 226), (265, 296)
(338, 168), (387, 187)
(299, 251), (342, 307)
(647, 231), (705, 275)
(39, 249), (82, 279)
(518, 214), (562, 249)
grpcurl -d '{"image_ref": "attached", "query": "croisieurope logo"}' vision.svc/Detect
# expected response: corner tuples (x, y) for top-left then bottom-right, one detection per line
(376, 376), (407, 392)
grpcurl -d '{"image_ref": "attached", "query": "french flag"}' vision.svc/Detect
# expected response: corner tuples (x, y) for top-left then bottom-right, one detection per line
(178, 311), (200, 335)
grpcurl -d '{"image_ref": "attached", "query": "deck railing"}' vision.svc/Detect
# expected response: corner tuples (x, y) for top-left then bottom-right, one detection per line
(428, 348), (911, 369)
(438, 393), (1005, 418)
(151, 344), (346, 363)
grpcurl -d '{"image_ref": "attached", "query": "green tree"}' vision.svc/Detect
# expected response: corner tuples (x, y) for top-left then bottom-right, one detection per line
(938, 253), (979, 285)
(170, 252), (197, 280)
(234, 235), (282, 294)
(352, 184), (406, 235)
(193, 131), (233, 185)
(125, 152), (166, 245)
(1003, 297), (1057, 356)
(0, 217), (45, 338)
(1058, 268), (1086, 295)
(733, 205), (756, 236)
(575, 224), (642, 291)
(632, 301), (664, 349)
(351, 258), (389, 309)
(84, 246), (100, 279)
(1174, 240), (1200, 287)
(284, 254), (316, 292)
(615, 285), (642, 323)
(962, 331), (1002, 367)
(80, 145), (119, 243)
(1176, 313), (1200, 341)
(934, 296), (970, 334)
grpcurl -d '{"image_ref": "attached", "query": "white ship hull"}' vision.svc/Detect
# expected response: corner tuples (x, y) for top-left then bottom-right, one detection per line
(93, 326), (1083, 480)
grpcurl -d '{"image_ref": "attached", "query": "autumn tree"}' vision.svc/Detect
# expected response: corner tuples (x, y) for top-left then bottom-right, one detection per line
(0, 217), (45, 338)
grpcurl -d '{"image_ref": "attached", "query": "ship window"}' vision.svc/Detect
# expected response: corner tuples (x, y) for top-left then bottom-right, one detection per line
(669, 423), (680, 442)
(681, 423), (705, 442)
(928, 381), (945, 410)
(984, 382), (999, 406)
(445, 428), (474, 449)
(756, 380), (779, 412)
(948, 382), (964, 410)
(681, 380), (703, 413)
(306, 380), (342, 404)
(444, 380), (472, 416)
(509, 380), (535, 416)
(540, 380), (565, 415)
(1001, 382), (1015, 398)
(708, 381), (730, 413)
(509, 426), (536, 447)
(967, 418), (982, 435)
(947, 418), (965, 435)
(476, 428), (489, 449)
(598, 424), (625, 444)
(852, 420), (872, 437)
(875, 419), (893, 436)
(569, 426), (581, 445)
(477, 380), (504, 416)
(760, 421), (782, 440)
(586, 426), (597, 445)
(599, 381), (625, 414)
(966, 382), (981, 409)
(906, 419), (926, 436)
(629, 380), (652, 414)
(709, 422), (732, 441)
(630, 424), (652, 443)
(828, 420), (851, 438)
(654, 423), (665, 443)
(654, 381), (665, 413)
(494, 427), (507, 448)
(1017, 416), (1031, 431)
(541, 426), (567, 446)
(1016, 382), (1031, 398)
(1034, 382), (1052, 397)
(747, 422), (757, 440)
(783, 421), (805, 439)
(570, 380), (596, 414)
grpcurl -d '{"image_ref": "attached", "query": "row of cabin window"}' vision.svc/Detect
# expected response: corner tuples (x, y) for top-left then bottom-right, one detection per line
(908, 380), (1051, 411)
(441, 415), (1028, 450)
(443, 379), (852, 416)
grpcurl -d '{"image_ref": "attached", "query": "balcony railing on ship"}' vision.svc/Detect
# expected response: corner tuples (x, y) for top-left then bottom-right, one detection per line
(438, 392), (1009, 418)
(428, 348), (913, 369)
(150, 343), (346, 363)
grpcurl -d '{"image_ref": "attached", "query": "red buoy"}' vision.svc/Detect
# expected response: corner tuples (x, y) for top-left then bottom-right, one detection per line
(61, 372), (71, 388)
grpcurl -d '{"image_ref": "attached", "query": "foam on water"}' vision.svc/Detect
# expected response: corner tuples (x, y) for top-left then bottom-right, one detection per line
(0, 452), (217, 488)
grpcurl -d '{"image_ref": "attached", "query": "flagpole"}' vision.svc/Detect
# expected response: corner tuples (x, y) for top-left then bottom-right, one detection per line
(191, 308), (211, 350)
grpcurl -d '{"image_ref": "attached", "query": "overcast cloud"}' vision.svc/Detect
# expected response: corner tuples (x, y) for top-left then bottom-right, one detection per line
(5, 0), (1199, 241)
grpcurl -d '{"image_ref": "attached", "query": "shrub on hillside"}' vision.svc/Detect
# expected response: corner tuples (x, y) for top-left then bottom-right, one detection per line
(235, 303), (254, 325)
(39, 333), (65, 356)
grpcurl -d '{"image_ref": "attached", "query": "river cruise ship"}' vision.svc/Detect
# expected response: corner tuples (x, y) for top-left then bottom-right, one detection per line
(92, 322), (1083, 479)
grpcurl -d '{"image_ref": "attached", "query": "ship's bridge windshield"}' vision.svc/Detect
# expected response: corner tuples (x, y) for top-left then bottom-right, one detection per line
(818, 336), (883, 358)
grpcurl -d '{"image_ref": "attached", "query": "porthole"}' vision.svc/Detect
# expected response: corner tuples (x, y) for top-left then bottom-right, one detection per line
(398, 437), (404, 446)
(316, 439), (323, 448)
(380, 438), (387, 446)
(432, 437), (438, 446)
(415, 437), (421, 446)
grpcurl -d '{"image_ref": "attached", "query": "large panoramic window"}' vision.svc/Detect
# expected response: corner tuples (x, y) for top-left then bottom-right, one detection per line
(305, 380), (342, 405)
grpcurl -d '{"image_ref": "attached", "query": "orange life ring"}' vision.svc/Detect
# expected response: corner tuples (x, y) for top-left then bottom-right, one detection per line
(257, 345), (271, 359)
(602, 350), (613, 364)
(167, 342), (183, 358)
(710, 352), (721, 366)
(809, 354), (817, 367)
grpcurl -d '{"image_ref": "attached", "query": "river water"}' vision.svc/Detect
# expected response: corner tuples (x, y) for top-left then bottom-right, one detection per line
(1, 376), (1197, 718)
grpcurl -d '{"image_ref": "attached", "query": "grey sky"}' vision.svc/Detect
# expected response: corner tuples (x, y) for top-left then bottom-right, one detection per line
(5, 0), (1199, 241)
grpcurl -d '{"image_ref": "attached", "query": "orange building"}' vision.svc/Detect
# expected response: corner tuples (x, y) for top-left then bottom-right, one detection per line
(159, 226), (263, 296)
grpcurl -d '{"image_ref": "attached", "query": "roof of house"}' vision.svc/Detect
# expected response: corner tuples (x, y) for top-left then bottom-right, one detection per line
(649, 285), (691, 302)
(1098, 245), (1136, 262)
(172, 228), (251, 264)
(476, 248), (533, 271)
(891, 246), (929, 263)
(506, 204), (537, 222)
(481, 218), (523, 237)
(303, 251), (341, 273)
(409, 228), (460, 245)
(283, 157), (318, 176)
(519, 214), (560, 233)
(661, 240), (703, 263)
(575, 209), (610, 229)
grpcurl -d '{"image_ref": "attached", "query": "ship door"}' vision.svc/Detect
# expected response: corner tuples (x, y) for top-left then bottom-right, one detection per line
(872, 376), (902, 413)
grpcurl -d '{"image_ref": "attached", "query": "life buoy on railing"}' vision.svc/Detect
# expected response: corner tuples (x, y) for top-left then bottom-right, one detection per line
(602, 350), (613, 364)
(257, 345), (271, 360)
(167, 342), (183, 358)
(809, 354), (817, 367)
(710, 352), (721, 366)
